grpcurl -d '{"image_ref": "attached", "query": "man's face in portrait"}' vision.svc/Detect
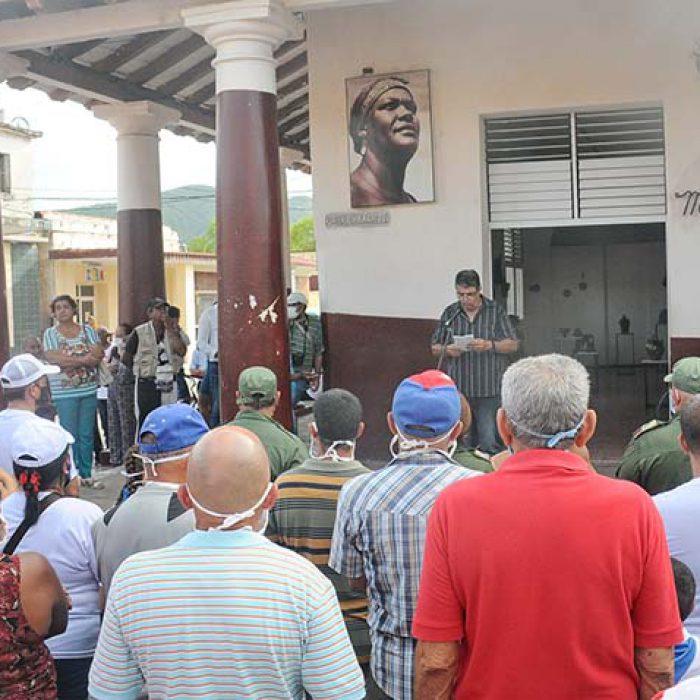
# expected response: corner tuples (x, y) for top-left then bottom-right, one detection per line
(456, 285), (482, 313)
(366, 87), (419, 158)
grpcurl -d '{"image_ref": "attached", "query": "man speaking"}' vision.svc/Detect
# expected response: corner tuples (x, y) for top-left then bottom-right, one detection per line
(431, 269), (518, 454)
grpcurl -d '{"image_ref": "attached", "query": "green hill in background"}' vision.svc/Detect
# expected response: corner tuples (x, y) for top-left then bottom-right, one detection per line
(67, 185), (313, 245)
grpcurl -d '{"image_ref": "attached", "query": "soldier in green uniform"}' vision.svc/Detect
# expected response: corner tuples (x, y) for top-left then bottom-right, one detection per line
(616, 357), (700, 495)
(229, 366), (308, 480)
(452, 392), (494, 473)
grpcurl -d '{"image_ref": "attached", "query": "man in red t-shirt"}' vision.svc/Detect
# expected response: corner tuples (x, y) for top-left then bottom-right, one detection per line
(412, 354), (682, 700)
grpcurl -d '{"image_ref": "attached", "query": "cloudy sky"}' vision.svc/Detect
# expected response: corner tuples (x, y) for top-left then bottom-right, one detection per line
(0, 83), (312, 210)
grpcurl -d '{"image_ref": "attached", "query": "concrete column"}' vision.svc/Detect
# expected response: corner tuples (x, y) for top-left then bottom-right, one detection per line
(184, 1), (302, 426)
(93, 101), (180, 326)
(279, 147), (304, 293)
(0, 52), (29, 374)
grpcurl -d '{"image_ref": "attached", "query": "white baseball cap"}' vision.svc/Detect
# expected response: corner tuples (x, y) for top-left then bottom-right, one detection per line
(287, 291), (308, 306)
(11, 420), (74, 469)
(0, 353), (60, 390)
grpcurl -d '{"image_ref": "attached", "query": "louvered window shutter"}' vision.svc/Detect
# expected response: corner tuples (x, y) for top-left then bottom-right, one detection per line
(486, 107), (666, 225)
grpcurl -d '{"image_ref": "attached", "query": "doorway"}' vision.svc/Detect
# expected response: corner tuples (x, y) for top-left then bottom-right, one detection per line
(492, 223), (668, 464)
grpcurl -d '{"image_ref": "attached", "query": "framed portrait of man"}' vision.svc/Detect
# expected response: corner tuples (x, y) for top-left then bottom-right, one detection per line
(346, 69), (435, 208)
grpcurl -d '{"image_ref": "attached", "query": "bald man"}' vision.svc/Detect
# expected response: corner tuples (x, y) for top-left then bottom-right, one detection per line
(89, 426), (365, 700)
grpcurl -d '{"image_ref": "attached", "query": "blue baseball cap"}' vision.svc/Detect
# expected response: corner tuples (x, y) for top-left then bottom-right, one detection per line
(139, 404), (209, 454)
(392, 370), (461, 438)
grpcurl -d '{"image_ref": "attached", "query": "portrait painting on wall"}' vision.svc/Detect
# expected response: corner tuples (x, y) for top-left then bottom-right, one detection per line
(346, 69), (435, 208)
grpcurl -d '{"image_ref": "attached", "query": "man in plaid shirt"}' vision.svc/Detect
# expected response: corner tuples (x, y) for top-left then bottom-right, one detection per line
(329, 370), (482, 699)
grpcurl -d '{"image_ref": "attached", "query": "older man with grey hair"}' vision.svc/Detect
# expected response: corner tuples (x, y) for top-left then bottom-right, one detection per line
(412, 354), (682, 700)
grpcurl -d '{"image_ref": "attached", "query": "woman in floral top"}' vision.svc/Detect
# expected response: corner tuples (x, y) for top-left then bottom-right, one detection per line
(42, 295), (102, 485)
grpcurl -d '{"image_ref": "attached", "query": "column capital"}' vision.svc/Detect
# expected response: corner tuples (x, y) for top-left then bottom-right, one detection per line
(92, 100), (180, 136)
(183, 0), (303, 95)
(279, 146), (304, 169)
(0, 52), (29, 81)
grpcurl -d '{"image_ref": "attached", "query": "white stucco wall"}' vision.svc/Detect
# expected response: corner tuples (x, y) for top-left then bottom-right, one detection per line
(0, 127), (36, 218)
(307, 0), (700, 336)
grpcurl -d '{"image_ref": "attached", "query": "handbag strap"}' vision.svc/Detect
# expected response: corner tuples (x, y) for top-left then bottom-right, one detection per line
(3, 493), (62, 556)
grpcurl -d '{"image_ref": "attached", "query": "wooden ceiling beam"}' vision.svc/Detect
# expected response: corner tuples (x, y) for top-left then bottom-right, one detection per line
(89, 29), (172, 73)
(279, 109), (308, 134)
(53, 38), (102, 60)
(17, 48), (215, 134)
(276, 51), (307, 83)
(278, 91), (308, 122)
(127, 33), (203, 85)
(156, 54), (212, 96)
(185, 79), (214, 106)
(277, 73), (308, 101)
(0, 0), (207, 51)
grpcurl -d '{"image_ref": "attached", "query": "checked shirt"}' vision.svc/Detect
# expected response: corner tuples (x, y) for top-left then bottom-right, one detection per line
(329, 451), (481, 700)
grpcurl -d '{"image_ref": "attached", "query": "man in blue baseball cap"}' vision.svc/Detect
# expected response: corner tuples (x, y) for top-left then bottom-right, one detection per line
(92, 403), (209, 596)
(330, 370), (483, 700)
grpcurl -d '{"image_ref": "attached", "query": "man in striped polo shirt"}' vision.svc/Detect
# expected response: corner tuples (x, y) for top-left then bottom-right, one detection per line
(431, 269), (519, 454)
(89, 425), (365, 700)
(268, 388), (372, 664)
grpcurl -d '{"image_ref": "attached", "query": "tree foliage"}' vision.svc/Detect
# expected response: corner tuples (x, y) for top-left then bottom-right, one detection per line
(290, 215), (315, 253)
(187, 215), (315, 254)
(188, 219), (216, 253)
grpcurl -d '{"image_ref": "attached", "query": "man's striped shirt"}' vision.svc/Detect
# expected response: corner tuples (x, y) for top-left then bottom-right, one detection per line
(329, 452), (482, 700)
(268, 457), (372, 662)
(88, 529), (365, 700)
(432, 296), (516, 397)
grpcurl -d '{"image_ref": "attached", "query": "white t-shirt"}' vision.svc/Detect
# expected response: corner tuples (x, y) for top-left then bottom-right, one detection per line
(655, 477), (700, 635)
(3, 490), (103, 658)
(0, 408), (78, 480)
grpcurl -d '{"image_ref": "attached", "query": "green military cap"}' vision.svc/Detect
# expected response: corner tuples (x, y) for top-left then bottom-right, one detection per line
(238, 366), (277, 405)
(664, 357), (700, 394)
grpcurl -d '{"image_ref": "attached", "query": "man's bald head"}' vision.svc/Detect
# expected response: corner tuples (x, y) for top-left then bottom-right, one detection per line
(185, 426), (273, 530)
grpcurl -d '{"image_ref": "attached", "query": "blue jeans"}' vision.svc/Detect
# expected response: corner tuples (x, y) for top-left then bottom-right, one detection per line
(465, 396), (502, 455)
(54, 393), (97, 478)
(204, 360), (220, 427)
(291, 378), (309, 407)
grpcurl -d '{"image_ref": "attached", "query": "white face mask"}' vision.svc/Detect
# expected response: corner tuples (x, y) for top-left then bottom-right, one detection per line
(287, 305), (300, 321)
(134, 451), (191, 480)
(309, 422), (356, 462)
(389, 425), (458, 460)
(186, 482), (273, 532)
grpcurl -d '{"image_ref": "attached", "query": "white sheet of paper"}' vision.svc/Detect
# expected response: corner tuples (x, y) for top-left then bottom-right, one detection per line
(453, 334), (474, 350)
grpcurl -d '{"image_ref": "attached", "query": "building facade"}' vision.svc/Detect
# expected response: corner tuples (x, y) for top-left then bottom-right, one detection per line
(306, 0), (700, 453)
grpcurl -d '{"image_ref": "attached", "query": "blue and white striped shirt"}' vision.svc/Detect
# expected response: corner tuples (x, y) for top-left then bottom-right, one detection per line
(329, 452), (482, 700)
(89, 529), (365, 700)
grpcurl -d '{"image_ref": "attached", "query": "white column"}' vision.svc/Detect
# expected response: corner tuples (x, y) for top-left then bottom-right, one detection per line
(183, 0), (303, 95)
(93, 100), (180, 211)
(279, 146), (304, 290)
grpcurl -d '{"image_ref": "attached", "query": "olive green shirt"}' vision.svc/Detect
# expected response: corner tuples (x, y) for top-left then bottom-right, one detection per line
(452, 446), (494, 473)
(230, 410), (308, 479)
(615, 415), (693, 496)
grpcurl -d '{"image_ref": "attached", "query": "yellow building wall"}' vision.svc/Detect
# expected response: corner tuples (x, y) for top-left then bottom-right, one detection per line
(51, 259), (211, 353)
